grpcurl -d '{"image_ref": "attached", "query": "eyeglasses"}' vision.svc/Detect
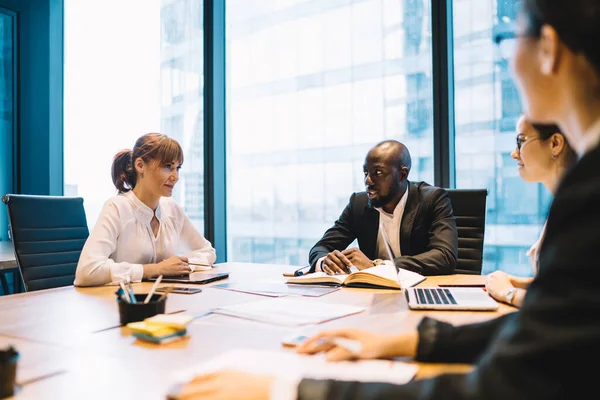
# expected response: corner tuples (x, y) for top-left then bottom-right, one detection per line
(516, 135), (540, 153)
(494, 31), (530, 60)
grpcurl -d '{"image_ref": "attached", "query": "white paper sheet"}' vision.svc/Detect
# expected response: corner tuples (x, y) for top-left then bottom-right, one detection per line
(173, 348), (418, 385)
(212, 297), (366, 326)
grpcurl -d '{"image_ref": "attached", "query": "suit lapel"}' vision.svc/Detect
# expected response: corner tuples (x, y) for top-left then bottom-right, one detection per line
(400, 182), (419, 256)
(363, 205), (380, 260)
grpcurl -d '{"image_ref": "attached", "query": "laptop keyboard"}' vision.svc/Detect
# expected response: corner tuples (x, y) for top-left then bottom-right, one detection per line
(415, 288), (457, 305)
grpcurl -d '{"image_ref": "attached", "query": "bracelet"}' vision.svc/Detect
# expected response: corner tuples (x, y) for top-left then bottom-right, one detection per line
(373, 259), (385, 266)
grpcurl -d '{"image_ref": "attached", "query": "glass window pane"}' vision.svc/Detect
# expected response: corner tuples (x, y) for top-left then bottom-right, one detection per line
(226, 0), (434, 265)
(453, 0), (545, 277)
(64, 0), (204, 234)
(0, 10), (14, 242)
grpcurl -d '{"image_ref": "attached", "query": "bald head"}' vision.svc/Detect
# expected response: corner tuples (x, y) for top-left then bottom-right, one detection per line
(363, 140), (411, 211)
(367, 140), (412, 175)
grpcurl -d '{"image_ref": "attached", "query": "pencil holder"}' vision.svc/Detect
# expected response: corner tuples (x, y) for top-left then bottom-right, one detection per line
(117, 294), (166, 326)
(0, 346), (18, 399)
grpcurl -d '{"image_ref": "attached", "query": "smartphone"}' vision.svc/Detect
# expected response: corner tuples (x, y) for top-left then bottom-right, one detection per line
(281, 334), (309, 348)
(156, 286), (203, 294)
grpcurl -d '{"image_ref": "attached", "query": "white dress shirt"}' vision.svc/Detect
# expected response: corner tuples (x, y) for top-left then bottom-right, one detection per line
(74, 191), (216, 286)
(316, 186), (409, 272)
(374, 185), (408, 260)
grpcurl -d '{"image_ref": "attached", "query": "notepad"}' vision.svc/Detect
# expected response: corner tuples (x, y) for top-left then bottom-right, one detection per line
(172, 348), (418, 386)
(127, 313), (195, 344)
(213, 297), (366, 327)
(286, 264), (425, 290)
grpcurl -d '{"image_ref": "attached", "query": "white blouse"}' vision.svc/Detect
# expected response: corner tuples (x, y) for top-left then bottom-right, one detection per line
(526, 222), (547, 275)
(74, 191), (216, 286)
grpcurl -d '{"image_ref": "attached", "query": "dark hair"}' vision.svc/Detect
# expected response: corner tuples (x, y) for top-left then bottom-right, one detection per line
(523, 0), (600, 74)
(530, 122), (577, 168)
(111, 133), (184, 193)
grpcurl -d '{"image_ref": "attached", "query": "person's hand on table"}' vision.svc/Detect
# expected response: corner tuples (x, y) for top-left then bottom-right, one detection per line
(485, 270), (514, 302)
(342, 248), (375, 271)
(297, 328), (418, 362)
(176, 370), (273, 400)
(322, 250), (353, 275)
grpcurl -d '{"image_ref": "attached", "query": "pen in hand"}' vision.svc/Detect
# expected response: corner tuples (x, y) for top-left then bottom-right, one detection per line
(321, 337), (363, 356)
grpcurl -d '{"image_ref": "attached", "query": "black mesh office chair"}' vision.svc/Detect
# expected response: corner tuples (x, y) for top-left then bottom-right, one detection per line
(2, 194), (89, 291)
(446, 189), (488, 275)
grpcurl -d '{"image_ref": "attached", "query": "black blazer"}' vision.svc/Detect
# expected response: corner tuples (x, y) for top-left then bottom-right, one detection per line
(308, 181), (458, 275)
(297, 143), (600, 399)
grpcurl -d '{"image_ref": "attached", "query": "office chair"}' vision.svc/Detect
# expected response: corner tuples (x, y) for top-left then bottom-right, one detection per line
(2, 194), (89, 291)
(445, 189), (488, 275)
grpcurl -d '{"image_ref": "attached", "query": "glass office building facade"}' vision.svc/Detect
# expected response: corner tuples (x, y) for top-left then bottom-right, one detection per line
(65, 0), (545, 277)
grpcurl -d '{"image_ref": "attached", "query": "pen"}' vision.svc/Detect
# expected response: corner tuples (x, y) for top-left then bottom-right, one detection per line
(189, 262), (212, 267)
(118, 282), (130, 303)
(144, 275), (163, 304)
(318, 337), (363, 355)
(330, 338), (363, 355)
(126, 276), (137, 304)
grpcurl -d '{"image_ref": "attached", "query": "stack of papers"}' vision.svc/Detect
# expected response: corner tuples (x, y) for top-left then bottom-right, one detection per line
(173, 348), (419, 385)
(127, 314), (194, 344)
(213, 297), (365, 327)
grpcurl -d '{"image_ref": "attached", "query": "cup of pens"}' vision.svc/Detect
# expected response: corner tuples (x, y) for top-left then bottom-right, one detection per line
(116, 276), (167, 326)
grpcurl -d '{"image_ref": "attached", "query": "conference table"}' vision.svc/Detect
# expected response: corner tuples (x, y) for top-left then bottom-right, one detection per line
(0, 263), (515, 399)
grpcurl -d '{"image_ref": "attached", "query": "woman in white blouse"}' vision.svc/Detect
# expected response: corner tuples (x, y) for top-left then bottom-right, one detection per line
(74, 133), (216, 286)
(485, 115), (576, 307)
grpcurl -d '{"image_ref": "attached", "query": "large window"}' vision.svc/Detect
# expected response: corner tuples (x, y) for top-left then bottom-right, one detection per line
(0, 8), (14, 242)
(453, 0), (546, 276)
(64, 0), (204, 233)
(226, 0), (435, 265)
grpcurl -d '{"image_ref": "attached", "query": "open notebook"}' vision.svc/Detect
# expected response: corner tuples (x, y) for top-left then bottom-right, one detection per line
(286, 264), (425, 290)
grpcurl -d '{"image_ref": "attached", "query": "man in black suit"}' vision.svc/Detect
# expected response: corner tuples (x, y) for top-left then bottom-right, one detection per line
(308, 140), (457, 276)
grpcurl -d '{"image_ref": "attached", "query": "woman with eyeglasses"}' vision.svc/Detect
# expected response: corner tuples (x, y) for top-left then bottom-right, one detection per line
(485, 116), (576, 307)
(176, 0), (600, 398)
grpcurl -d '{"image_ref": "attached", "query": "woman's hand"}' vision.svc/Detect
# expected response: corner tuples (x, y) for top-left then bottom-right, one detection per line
(176, 370), (273, 400)
(297, 328), (418, 362)
(144, 256), (190, 278)
(485, 270), (514, 302)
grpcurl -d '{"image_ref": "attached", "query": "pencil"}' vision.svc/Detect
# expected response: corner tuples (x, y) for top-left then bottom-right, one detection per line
(188, 262), (212, 267)
(157, 286), (174, 301)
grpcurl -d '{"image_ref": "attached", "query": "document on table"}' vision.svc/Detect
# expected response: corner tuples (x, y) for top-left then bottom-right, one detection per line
(212, 297), (366, 326)
(173, 348), (418, 385)
(212, 281), (340, 297)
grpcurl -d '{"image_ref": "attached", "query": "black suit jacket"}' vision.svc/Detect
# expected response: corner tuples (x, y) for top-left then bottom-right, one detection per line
(308, 181), (458, 275)
(298, 143), (600, 399)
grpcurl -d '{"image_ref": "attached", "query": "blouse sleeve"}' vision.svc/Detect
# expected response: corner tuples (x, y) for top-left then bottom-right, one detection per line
(175, 203), (217, 268)
(416, 313), (518, 363)
(74, 199), (144, 286)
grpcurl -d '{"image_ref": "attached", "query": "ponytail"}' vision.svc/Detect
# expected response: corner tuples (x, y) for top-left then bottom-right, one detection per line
(111, 149), (136, 193)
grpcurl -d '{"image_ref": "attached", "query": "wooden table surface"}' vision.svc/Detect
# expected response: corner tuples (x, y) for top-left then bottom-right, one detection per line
(0, 262), (515, 399)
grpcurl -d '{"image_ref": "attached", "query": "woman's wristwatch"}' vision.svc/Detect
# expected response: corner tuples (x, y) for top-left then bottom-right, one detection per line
(372, 259), (385, 266)
(505, 288), (517, 305)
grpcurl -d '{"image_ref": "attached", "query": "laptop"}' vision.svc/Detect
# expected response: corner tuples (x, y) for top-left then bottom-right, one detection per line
(146, 272), (229, 285)
(379, 223), (498, 311)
